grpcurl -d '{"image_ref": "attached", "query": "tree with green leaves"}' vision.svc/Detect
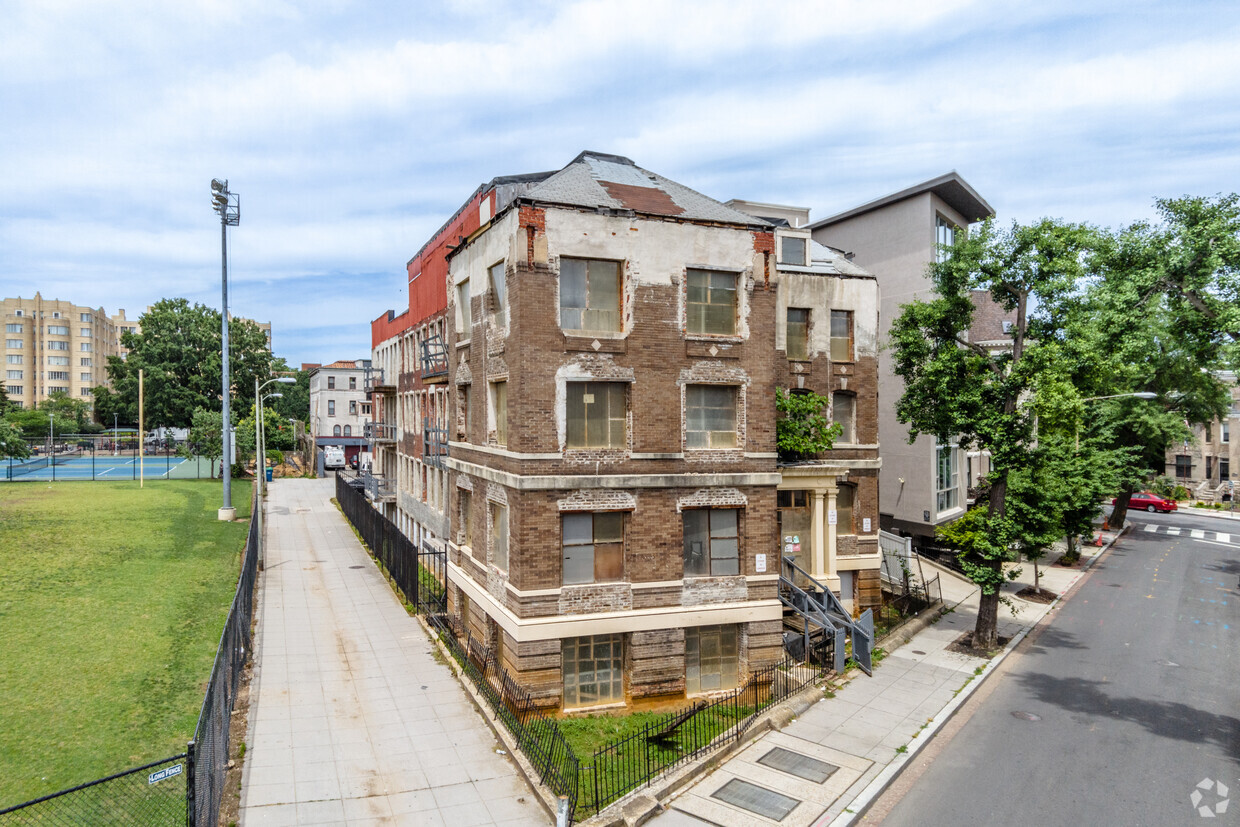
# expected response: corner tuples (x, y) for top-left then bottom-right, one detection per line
(0, 419), (29, 459)
(892, 217), (1095, 649)
(0, 384), (12, 415)
(1080, 195), (1238, 527)
(92, 298), (274, 429)
(269, 362), (310, 425)
(186, 407), (224, 479)
(775, 388), (843, 461)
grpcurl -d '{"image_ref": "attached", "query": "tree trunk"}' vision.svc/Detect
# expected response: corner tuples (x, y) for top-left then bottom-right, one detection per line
(1111, 489), (1133, 530)
(974, 583), (1001, 650)
(1034, 557), (1040, 591)
(1063, 534), (1078, 565)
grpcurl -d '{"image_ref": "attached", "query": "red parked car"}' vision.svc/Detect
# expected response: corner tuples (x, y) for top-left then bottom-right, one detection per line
(1114, 492), (1178, 513)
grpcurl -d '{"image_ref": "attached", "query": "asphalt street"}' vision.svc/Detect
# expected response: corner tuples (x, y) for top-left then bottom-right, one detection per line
(876, 509), (1240, 827)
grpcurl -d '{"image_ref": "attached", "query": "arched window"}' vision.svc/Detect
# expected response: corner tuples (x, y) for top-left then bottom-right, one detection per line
(333, 425), (341, 436)
(343, 425), (352, 436)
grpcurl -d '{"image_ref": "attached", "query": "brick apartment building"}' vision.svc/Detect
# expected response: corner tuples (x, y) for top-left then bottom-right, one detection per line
(368, 152), (882, 711)
(309, 359), (371, 465)
(1166, 372), (1238, 502)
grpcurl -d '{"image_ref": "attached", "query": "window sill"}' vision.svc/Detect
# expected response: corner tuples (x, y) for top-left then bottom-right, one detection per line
(455, 338), (471, 349)
(685, 334), (743, 344)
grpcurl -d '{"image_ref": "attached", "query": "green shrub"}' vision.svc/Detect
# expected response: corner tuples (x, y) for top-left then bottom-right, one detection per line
(1172, 485), (1190, 501)
(265, 449), (284, 466)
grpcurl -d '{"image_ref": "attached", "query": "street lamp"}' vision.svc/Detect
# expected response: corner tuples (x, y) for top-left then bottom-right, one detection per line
(212, 178), (240, 521)
(113, 413), (118, 456)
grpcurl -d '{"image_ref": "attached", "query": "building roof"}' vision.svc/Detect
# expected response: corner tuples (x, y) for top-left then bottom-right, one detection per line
(776, 240), (873, 278)
(313, 359), (367, 371)
(521, 152), (770, 227)
(808, 171), (994, 229)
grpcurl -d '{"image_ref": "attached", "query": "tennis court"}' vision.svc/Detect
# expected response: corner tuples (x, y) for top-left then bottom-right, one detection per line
(3, 452), (219, 482)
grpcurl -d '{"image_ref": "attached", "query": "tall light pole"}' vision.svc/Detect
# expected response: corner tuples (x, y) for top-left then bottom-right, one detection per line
(212, 178), (240, 521)
(113, 413), (118, 456)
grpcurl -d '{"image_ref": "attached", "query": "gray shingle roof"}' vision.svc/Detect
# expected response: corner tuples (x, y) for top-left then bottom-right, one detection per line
(523, 152), (770, 227)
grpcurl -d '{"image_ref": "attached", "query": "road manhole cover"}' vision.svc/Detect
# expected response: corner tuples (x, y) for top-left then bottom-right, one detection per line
(711, 779), (800, 820)
(1011, 711), (1042, 722)
(757, 747), (838, 783)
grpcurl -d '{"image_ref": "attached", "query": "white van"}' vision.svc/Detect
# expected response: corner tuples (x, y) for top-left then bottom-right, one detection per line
(323, 446), (346, 469)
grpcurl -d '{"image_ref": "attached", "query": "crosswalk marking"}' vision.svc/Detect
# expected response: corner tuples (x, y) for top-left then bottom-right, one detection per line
(1138, 524), (1239, 545)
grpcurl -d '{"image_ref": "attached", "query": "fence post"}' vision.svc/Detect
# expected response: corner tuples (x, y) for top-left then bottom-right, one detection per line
(185, 739), (196, 827)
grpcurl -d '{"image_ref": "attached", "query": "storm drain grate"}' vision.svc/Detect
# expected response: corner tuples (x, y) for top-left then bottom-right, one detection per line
(757, 746), (839, 783)
(711, 778), (800, 821)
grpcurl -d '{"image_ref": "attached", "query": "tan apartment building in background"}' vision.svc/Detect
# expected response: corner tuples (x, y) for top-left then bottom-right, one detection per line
(2, 293), (135, 410)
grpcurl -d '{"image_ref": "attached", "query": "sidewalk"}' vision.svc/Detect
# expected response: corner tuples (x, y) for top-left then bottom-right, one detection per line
(239, 478), (548, 826)
(649, 530), (1122, 827)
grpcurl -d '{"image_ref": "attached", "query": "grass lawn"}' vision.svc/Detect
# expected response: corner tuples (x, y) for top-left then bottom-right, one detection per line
(0, 480), (251, 807)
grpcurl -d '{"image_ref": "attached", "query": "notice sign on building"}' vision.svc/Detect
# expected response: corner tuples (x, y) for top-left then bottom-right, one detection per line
(756, 553), (767, 573)
(828, 509), (837, 525)
(863, 517), (872, 532)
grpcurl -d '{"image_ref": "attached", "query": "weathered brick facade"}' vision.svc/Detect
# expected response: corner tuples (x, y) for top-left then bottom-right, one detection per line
(385, 153), (881, 711)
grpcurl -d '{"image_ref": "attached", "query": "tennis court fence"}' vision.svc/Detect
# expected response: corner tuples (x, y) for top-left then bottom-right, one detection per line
(3, 435), (224, 481)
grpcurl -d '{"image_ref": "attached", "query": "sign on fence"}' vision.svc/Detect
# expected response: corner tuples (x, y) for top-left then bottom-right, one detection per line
(148, 763), (183, 785)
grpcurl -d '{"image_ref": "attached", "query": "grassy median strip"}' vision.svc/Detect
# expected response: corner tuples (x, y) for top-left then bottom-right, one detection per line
(0, 480), (250, 807)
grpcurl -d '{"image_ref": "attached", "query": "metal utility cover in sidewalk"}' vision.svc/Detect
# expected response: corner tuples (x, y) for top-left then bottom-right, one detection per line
(711, 779), (801, 822)
(757, 746), (839, 784)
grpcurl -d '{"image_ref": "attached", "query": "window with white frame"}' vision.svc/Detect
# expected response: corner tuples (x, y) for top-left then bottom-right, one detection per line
(80, 328), (91, 337)
(80, 343), (91, 352)
(560, 258), (621, 333)
(48, 325), (68, 335)
(343, 425), (351, 436)
(686, 269), (737, 336)
(779, 236), (807, 266)
(562, 512), (624, 585)
(685, 385), (737, 449)
(328, 400), (335, 416)
(566, 382), (626, 449)
(6, 340), (23, 349)
(563, 634), (623, 708)
(349, 400), (357, 415)
(6, 370), (21, 379)
(333, 425), (341, 436)
(80, 313), (91, 322)
(683, 508), (740, 576)
(936, 216), (959, 263)
(81, 358), (91, 366)
(6, 355), (20, 365)
(6, 385), (22, 395)
(47, 341), (67, 350)
(936, 442), (959, 512)
(456, 281), (472, 335)
(47, 356), (68, 366)
(5, 324), (21, 333)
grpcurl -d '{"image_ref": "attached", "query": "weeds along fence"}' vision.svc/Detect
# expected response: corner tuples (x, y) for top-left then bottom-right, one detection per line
(188, 493), (261, 826)
(577, 653), (822, 817)
(0, 486), (260, 827)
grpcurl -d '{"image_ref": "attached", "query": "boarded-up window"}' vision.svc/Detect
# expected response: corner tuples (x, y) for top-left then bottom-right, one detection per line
(489, 261), (508, 319)
(683, 508), (740, 576)
(490, 501), (508, 570)
(786, 308), (809, 360)
(491, 381), (507, 447)
(459, 489), (473, 548)
(560, 258), (621, 332)
(457, 281), (472, 334)
(830, 310), (853, 361)
(686, 385), (737, 449)
(567, 382), (626, 449)
(562, 512), (625, 585)
(686, 269), (737, 335)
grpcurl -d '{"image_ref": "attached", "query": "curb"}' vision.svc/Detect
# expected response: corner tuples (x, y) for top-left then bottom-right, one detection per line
(825, 524), (1128, 826)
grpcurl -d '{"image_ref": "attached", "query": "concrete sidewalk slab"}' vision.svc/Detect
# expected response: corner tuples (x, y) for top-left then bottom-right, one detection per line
(649, 530), (1123, 827)
(240, 478), (547, 826)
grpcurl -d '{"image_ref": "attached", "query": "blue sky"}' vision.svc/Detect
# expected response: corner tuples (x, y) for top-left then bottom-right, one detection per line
(3, 0), (1238, 367)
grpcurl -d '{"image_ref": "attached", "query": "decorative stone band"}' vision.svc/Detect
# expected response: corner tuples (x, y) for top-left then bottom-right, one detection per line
(557, 489), (637, 512)
(676, 487), (748, 512)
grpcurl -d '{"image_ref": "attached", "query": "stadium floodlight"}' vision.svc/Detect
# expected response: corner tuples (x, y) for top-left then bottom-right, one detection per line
(212, 177), (240, 520)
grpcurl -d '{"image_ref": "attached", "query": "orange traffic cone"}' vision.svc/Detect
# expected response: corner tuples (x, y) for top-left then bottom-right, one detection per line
(1102, 517), (1109, 531)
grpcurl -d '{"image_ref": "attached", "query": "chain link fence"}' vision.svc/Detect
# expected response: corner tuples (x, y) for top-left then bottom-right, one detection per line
(0, 755), (187, 827)
(3, 435), (220, 481)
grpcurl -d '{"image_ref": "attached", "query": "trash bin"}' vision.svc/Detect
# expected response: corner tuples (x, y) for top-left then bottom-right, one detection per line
(265, 468), (273, 482)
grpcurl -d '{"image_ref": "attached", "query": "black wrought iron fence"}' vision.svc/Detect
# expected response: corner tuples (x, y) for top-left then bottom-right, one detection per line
(335, 471), (446, 613)
(577, 652), (822, 817)
(188, 499), (260, 827)
(0, 755), (188, 827)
